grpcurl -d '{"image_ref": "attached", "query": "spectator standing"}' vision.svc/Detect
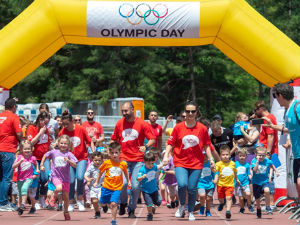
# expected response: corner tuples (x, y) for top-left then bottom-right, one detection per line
(148, 111), (162, 150)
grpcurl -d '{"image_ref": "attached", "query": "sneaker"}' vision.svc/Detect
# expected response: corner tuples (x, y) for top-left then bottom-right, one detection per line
(68, 204), (74, 212)
(171, 201), (176, 208)
(111, 220), (117, 225)
(239, 208), (245, 214)
(77, 200), (86, 212)
(147, 213), (153, 221)
(248, 205), (255, 213)
(152, 206), (156, 214)
(270, 205), (277, 212)
(167, 203), (172, 208)
(175, 205), (185, 218)
(217, 203), (224, 211)
(118, 204), (125, 215)
(0, 204), (15, 212)
(206, 210), (212, 217)
(64, 212), (71, 220)
(103, 205), (108, 213)
(199, 206), (205, 215)
(40, 198), (47, 209)
(188, 212), (195, 221)
(266, 206), (273, 215)
(28, 207), (36, 214)
(93, 211), (101, 219)
(17, 207), (24, 215)
(225, 210), (231, 219)
(161, 200), (167, 206)
(35, 203), (41, 210)
(128, 210), (136, 218)
(257, 209), (262, 218)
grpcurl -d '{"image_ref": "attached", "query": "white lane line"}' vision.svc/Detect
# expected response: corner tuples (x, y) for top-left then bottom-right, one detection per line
(33, 211), (61, 225)
(212, 208), (231, 225)
(131, 206), (145, 225)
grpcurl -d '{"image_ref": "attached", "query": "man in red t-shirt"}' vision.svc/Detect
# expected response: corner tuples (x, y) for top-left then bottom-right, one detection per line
(0, 98), (22, 211)
(111, 102), (155, 218)
(148, 111), (162, 150)
(82, 108), (105, 153)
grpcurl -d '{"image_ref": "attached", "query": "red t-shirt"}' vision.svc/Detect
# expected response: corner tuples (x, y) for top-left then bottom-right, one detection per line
(59, 124), (91, 161)
(167, 122), (211, 170)
(82, 121), (104, 139)
(111, 117), (155, 162)
(27, 125), (50, 161)
(259, 113), (278, 155)
(148, 123), (162, 148)
(0, 110), (22, 153)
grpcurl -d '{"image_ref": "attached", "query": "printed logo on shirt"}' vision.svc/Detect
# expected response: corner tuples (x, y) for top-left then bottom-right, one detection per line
(221, 167), (233, 177)
(86, 127), (98, 137)
(70, 136), (81, 148)
(237, 166), (246, 175)
(20, 161), (31, 171)
(146, 170), (156, 182)
(201, 167), (212, 178)
(182, 135), (199, 149)
(54, 156), (67, 167)
(257, 165), (267, 174)
(38, 133), (49, 144)
(122, 128), (139, 142)
(109, 166), (122, 177)
(0, 117), (7, 124)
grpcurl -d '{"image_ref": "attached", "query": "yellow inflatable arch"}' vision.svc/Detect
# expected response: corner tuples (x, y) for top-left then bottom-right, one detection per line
(0, 0), (299, 89)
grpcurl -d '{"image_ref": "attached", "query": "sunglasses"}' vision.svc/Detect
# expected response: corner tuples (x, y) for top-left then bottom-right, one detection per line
(185, 110), (196, 114)
(87, 112), (94, 115)
(75, 119), (81, 122)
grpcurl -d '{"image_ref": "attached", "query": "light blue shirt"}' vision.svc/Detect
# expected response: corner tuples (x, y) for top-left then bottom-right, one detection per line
(235, 161), (250, 187)
(251, 158), (273, 185)
(284, 100), (300, 159)
(137, 163), (158, 194)
(233, 121), (248, 136)
(197, 162), (216, 190)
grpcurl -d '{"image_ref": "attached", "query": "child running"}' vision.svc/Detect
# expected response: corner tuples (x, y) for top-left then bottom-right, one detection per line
(197, 153), (217, 217)
(12, 140), (39, 215)
(40, 135), (78, 220)
(251, 146), (280, 218)
(215, 145), (239, 219)
(235, 148), (255, 213)
(84, 151), (104, 219)
(93, 142), (130, 225)
(137, 152), (163, 221)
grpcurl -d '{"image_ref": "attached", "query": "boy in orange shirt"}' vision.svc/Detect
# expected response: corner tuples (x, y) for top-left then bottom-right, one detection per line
(94, 142), (131, 225)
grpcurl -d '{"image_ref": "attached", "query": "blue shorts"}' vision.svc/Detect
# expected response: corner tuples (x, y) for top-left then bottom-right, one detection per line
(269, 181), (275, 195)
(253, 183), (270, 199)
(100, 187), (121, 204)
(142, 190), (161, 207)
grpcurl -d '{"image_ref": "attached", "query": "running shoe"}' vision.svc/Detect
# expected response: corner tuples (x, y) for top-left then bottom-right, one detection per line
(17, 207), (24, 215)
(147, 213), (153, 221)
(111, 219), (118, 225)
(0, 204), (15, 212)
(239, 208), (245, 214)
(93, 211), (101, 219)
(175, 205), (185, 218)
(266, 206), (273, 215)
(68, 204), (74, 212)
(199, 206), (205, 215)
(248, 205), (255, 213)
(225, 210), (231, 219)
(128, 210), (136, 218)
(64, 211), (71, 220)
(217, 203), (224, 211)
(188, 212), (195, 221)
(77, 200), (86, 212)
(257, 209), (262, 218)
(206, 210), (212, 217)
(118, 203), (125, 215)
(103, 205), (108, 213)
(28, 207), (36, 214)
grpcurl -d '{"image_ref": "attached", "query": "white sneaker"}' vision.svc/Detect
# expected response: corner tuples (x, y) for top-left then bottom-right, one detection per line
(91, 204), (94, 210)
(68, 204), (74, 212)
(188, 212), (195, 221)
(35, 203), (41, 210)
(175, 205), (185, 218)
(77, 201), (86, 212)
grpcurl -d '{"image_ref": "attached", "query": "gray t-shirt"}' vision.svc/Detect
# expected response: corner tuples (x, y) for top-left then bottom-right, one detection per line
(85, 162), (104, 188)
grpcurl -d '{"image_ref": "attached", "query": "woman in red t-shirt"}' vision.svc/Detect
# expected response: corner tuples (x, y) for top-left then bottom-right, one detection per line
(27, 111), (51, 207)
(59, 110), (91, 212)
(163, 102), (215, 221)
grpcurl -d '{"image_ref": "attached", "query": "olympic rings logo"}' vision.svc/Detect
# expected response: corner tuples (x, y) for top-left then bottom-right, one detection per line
(119, 3), (168, 26)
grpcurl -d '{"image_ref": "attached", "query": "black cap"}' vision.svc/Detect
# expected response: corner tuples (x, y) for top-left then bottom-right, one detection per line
(212, 114), (222, 121)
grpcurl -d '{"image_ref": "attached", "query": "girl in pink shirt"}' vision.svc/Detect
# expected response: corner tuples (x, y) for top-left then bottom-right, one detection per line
(12, 140), (39, 215)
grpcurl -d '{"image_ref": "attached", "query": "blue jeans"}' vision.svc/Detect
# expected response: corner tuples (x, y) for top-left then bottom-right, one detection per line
(175, 167), (202, 213)
(119, 161), (144, 212)
(69, 160), (87, 201)
(0, 152), (15, 206)
(35, 159), (50, 200)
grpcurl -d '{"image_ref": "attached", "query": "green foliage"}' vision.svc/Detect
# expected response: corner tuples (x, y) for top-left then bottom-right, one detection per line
(1, 0), (299, 127)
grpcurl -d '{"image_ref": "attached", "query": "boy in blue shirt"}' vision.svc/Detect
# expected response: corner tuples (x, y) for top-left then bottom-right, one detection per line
(197, 154), (217, 217)
(251, 146), (280, 218)
(235, 148), (255, 213)
(137, 152), (163, 221)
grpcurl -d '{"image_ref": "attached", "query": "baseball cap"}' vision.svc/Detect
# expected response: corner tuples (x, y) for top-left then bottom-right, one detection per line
(212, 114), (222, 121)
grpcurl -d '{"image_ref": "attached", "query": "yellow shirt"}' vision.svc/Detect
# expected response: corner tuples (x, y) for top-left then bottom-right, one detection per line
(216, 160), (236, 187)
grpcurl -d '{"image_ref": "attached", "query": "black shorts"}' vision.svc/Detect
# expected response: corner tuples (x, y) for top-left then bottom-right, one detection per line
(253, 183), (270, 199)
(142, 190), (161, 207)
(293, 159), (300, 183)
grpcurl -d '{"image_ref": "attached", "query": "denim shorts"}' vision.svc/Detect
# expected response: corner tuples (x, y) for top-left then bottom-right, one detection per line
(142, 190), (161, 207)
(100, 187), (121, 204)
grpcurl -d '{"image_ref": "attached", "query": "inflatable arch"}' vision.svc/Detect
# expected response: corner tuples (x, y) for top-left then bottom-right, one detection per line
(0, 0), (299, 89)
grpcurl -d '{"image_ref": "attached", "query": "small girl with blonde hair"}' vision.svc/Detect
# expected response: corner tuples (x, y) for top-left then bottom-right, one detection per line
(12, 140), (39, 215)
(232, 112), (249, 141)
(40, 135), (78, 220)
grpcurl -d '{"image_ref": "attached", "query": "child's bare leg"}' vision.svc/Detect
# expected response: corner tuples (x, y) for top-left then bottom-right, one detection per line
(245, 191), (252, 205)
(225, 196), (232, 211)
(206, 196), (213, 211)
(92, 197), (100, 212)
(264, 187), (270, 207)
(62, 191), (69, 213)
(199, 194), (206, 206)
(256, 198), (261, 209)
(110, 202), (118, 221)
(239, 196), (244, 208)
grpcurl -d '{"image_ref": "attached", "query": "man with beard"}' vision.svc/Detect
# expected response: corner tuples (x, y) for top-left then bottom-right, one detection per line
(111, 102), (155, 218)
(148, 111), (162, 150)
(82, 108), (105, 153)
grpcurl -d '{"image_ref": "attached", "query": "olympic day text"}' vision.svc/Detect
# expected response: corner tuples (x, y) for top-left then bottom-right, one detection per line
(99, 29), (185, 38)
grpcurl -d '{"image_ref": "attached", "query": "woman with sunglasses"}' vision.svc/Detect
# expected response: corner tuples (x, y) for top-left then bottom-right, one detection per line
(59, 110), (92, 212)
(163, 101), (215, 221)
(73, 115), (82, 125)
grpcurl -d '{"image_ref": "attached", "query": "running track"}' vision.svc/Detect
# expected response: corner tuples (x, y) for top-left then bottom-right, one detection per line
(0, 203), (297, 225)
